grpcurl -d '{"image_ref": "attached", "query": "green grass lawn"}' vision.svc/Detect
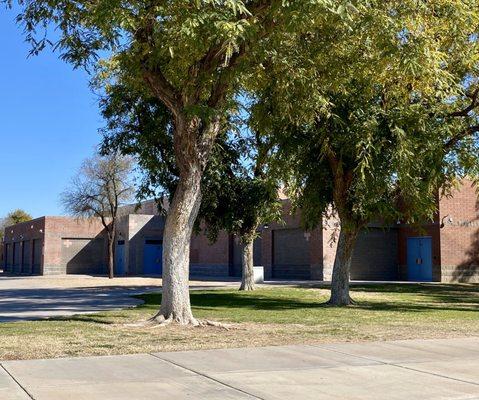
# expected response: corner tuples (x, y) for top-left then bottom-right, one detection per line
(0, 283), (478, 360)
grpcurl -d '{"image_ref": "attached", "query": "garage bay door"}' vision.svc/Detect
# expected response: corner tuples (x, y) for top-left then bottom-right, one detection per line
(32, 239), (42, 274)
(273, 229), (310, 280)
(350, 228), (398, 280)
(62, 238), (106, 274)
(21, 241), (31, 274)
(5, 244), (12, 271)
(13, 243), (21, 274)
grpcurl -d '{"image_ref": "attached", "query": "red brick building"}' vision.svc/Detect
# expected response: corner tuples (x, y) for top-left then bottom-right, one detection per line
(3, 180), (478, 282)
(3, 217), (107, 275)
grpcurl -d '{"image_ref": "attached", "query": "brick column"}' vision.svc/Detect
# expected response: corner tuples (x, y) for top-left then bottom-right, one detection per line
(261, 228), (273, 280)
(319, 210), (340, 282)
(309, 228), (323, 280)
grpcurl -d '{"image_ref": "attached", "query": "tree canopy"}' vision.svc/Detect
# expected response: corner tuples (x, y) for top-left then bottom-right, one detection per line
(249, 0), (479, 304)
(0, 210), (33, 240)
(7, 0), (328, 324)
(4, 209), (33, 226)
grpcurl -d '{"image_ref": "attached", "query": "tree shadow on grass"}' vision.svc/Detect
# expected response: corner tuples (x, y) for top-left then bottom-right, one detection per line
(350, 283), (479, 308)
(136, 285), (479, 315)
(41, 283), (479, 326)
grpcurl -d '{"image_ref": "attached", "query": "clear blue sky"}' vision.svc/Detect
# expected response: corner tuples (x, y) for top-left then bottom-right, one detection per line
(0, 7), (104, 218)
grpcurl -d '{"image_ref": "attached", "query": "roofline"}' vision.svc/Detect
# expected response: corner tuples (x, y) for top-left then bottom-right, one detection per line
(3, 216), (45, 231)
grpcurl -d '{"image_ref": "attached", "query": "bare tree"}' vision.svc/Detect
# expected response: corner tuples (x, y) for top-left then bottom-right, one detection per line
(62, 154), (135, 279)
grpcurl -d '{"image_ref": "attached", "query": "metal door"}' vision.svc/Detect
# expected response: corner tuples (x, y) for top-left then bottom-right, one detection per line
(116, 241), (126, 275)
(143, 239), (163, 275)
(407, 237), (433, 281)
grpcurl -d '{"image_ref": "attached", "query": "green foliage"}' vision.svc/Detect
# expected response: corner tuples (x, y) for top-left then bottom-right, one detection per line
(251, 0), (479, 232)
(5, 1), (327, 260)
(100, 82), (281, 241)
(7, 0), (479, 239)
(199, 129), (282, 242)
(5, 209), (33, 225)
(6, 1), (332, 112)
(100, 84), (177, 204)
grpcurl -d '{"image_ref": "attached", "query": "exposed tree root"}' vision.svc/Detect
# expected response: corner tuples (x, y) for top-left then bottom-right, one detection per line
(324, 296), (356, 306)
(239, 284), (255, 291)
(198, 320), (232, 330)
(124, 314), (231, 330)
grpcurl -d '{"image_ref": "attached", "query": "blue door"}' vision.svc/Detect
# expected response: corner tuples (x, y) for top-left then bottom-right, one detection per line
(407, 237), (433, 281)
(116, 241), (126, 275)
(143, 239), (163, 275)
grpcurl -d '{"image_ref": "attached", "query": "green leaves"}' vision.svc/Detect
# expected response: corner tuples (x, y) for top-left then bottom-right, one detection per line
(10, 0), (478, 237)
(249, 0), (479, 231)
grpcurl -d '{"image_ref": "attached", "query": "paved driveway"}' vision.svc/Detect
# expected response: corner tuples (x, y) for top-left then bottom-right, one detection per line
(1, 337), (478, 399)
(0, 275), (236, 322)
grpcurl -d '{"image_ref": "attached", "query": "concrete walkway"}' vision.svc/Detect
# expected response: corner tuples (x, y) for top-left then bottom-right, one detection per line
(1, 337), (478, 399)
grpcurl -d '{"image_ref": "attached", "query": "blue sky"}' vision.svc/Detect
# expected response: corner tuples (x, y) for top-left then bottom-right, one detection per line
(0, 7), (104, 218)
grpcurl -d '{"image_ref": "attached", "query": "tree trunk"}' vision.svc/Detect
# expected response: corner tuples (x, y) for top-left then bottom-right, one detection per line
(107, 232), (115, 279)
(328, 228), (359, 306)
(239, 235), (255, 291)
(156, 167), (203, 325)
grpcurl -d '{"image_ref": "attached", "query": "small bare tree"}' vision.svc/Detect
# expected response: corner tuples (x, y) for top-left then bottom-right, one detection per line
(62, 153), (134, 279)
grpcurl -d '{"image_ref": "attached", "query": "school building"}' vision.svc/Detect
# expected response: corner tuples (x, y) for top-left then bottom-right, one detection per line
(2, 180), (478, 283)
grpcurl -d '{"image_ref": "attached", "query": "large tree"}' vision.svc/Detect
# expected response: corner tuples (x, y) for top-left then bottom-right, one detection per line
(252, 1), (479, 305)
(100, 85), (280, 291)
(62, 154), (135, 279)
(6, 0), (327, 325)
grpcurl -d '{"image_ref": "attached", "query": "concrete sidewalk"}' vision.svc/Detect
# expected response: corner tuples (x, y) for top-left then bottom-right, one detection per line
(1, 337), (478, 399)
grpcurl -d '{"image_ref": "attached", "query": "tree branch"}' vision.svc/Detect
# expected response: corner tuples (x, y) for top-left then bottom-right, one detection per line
(448, 87), (479, 118)
(134, 17), (182, 116)
(143, 68), (182, 116)
(444, 125), (479, 152)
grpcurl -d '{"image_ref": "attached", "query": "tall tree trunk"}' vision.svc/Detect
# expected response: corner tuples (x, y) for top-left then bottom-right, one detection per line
(107, 230), (115, 279)
(149, 113), (219, 326)
(239, 234), (255, 291)
(156, 166), (203, 325)
(328, 228), (359, 306)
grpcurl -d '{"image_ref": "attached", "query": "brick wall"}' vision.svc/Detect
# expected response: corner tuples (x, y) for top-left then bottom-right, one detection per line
(3, 217), (45, 274)
(190, 230), (230, 277)
(438, 180), (479, 283)
(43, 217), (108, 275)
(322, 211), (340, 281)
(4, 216), (107, 275)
